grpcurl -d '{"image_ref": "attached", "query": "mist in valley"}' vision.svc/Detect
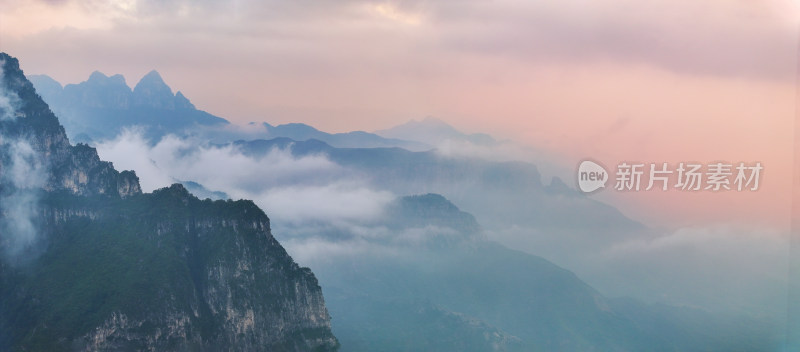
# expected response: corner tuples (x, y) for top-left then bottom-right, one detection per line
(90, 126), (791, 349)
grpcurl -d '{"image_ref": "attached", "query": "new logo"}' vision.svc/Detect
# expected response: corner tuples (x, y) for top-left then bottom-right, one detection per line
(577, 160), (609, 193)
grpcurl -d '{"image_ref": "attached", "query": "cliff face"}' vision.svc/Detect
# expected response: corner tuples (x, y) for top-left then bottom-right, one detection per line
(3, 185), (338, 351)
(0, 54), (140, 198)
(0, 53), (338, 351)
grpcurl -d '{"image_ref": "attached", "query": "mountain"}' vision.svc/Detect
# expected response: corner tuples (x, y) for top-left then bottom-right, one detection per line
(1, 53), (338, 351)
(376, 116), (497, 146)
(1, 72), (139, 198)
(27, 71), (228, 142)
(181, 180), (230, 201)
(292, 193), (777, 351)
(132, 70), (195, 110)
(231, 138), (786, 320)
(27, 73), (432, 150)
(260, 122), (430, 151)
(233, 138), (644, 251)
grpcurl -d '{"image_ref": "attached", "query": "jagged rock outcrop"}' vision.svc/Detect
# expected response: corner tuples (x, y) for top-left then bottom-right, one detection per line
(0, 53), (338, 351)
(29, 70), (195, 112)
(66, 71), (133, 109)
(132, 70), (184, 110)
(26, 69), (228, 142)
(0, 54), (140, 198)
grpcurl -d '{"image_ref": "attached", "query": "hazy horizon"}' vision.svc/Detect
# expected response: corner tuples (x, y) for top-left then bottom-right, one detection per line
(3, 0), (796, 230)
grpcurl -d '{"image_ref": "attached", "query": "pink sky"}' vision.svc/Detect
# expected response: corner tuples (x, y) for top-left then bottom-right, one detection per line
(1, 0), (797, 228)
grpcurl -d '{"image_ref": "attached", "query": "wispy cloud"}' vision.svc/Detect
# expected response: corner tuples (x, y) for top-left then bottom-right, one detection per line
(95, 129), (395, 225)
(0, 65), (49, 262)
(0, 60), (22, 121)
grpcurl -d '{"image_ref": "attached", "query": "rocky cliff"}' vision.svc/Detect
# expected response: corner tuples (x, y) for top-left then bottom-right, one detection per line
(0, 54), (140, 198)
(0, 53), (338, 351)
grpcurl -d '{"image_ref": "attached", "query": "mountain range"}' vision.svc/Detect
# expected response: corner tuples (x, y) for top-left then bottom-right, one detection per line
(1, 53), (338, 351)
(28, 73), (428, 150)
(294, 193), (777, 351)
(21, 58), (783, 351)
(28, 71), (227, 143)
(376, 116), (497, 146)
(232, 137), (646, 256)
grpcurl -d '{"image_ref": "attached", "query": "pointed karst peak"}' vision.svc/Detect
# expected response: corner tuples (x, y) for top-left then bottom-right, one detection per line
(135, 70), (171, 93)
(108, 73), (126, 85)
(141, 69), (163, 82)
(132, 69), (178, 109)
(88, 70), (109, 81)
(86, 71), (127, 87)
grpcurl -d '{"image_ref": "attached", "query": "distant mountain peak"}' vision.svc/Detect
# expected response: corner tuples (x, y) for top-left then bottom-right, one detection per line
(88, 70), (108, 81)
(87, 70), (127, 87)
(140, 69), (163, 81)
(377, 116), (497, 146)
(1, 53), (339, 350)
(402, 193), (455, 209)
(385, 193), (484, 246)
(134, 69), (171, 94)
(0, 52), (142, 198)
(29, 68), (228, 142)
(108, 74), (126, 85)
(27, 74), (62, 93)
(132, 69), (184, 110)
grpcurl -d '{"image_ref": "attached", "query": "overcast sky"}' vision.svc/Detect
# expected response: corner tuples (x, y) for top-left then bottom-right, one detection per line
(1, 0), (797, 227)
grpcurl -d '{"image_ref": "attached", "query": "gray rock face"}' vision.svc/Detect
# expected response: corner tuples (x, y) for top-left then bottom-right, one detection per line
(46, 185), (338, 351)
(0, 185), (338, 351)
(117, 170), (143, 198)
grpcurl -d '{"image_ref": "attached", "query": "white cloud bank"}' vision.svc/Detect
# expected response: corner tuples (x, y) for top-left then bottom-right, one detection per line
(95, 129), (394, 224)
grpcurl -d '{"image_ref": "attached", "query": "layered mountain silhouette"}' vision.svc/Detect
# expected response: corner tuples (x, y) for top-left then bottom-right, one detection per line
(1, 54), (338, 351)
(296, 193), (777, 351)
(28, 73), (429, 150)
(376, 116), (497, 146)
(257, 122), (430, 150)
(233, 137), (642, 244)
(23, 60), (780, 351)
(28, 71), (228, 143)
